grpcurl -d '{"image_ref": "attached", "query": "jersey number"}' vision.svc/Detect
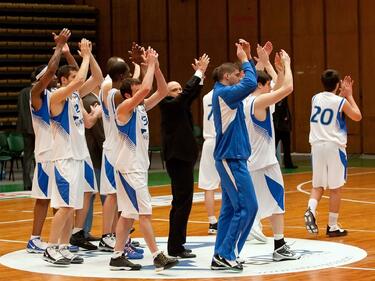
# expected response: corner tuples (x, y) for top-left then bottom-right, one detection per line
(310, 106), (333, 125)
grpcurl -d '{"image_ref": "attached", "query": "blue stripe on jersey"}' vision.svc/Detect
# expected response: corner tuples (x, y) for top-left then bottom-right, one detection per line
(118, 172), (139, 212)
(105, 155), (116, 189)
(84, 161), (95, 190)
(100, 92), (110, 119)
(265, 175), (284, 211)
(339, 149), (347, 180)
(250, 101), (273, 139)
(54, 167), (69, 204)
(336, 108), (347, 133)
(37, 163), (49, 197)
(32, 91), (50, 125)
(117, 110), (137, 147)
(51, 100), (70, 135)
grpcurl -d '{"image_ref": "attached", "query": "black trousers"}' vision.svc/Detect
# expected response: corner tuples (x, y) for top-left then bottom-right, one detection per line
(166, 158), (195, 255)
(274, 129), (294, 167)
(22, 133), (35, 190)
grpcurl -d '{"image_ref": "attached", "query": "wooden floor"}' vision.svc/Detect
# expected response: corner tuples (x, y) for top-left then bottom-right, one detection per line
(0, 167), (374, 280)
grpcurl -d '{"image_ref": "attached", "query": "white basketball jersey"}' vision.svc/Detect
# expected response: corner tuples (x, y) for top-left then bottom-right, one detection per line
(51, 92), (90, 160)
(202, 90), (216, 139)
(309, 91), (347, 147)
(244, 95), (278, 171)
(115, 104), (150, 173)
(105, 89), (121, 161)
(30, 89), (53, 162)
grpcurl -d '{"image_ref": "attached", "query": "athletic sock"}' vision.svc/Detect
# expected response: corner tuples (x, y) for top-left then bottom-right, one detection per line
(308, 198), (318, 216)
(72, 228), (83, 235)
(328, 212), (339, 228)
(208, 216), (217, 224)
(274, 236), (285, 250)
(152, 250), (162, 258)
(30, 235), (40, 240)
(112, 251), (123, 258)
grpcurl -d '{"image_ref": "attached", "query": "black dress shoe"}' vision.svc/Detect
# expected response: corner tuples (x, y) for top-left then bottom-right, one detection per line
(184, 248), (192, 253)
(169, 250), (196, 259)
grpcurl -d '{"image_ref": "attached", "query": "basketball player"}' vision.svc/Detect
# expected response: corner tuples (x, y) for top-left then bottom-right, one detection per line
(43, 38), (103, 265)
(305, 70), (362, 237)
(27, 28), (70, 253)
(109, 48), (178, 271)
(198, 89), (220, 235)
(210, 39), (258, 272)
(244, 46), (300, 261)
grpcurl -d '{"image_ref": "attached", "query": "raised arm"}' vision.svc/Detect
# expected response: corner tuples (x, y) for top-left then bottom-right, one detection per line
(129, 42), (147, 79)
(50, 38), (91, 113)
(340, 76), (362, 121)
(117, 48), (157, 123)
(62, 42), (79, 68)
(144, 56), (168, 111)
(255, 41), (277, 81)
(254, 50), (293, 111)
(82, 100), (102, 128)
(31, 28), (70, 110)
(78, 43), (104, 97)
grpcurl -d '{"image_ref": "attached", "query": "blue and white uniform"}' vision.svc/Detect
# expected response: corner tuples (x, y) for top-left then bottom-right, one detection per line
(50, 92), (97, 209)
(245, 95), (285, 219)
(30, 89), (53, 199)
(198, 90), (220, 190)
(99, 83), (120, 195)
(212, 60), (258, 261)
(115, 104), (152, 219)
(309, 91), (347, 189)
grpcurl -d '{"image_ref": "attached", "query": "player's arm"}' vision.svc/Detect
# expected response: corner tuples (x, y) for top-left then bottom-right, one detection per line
(31, 28), (70, 110)
(117, 48), (157, 123)
(62, 42), (79, 68)
(255, 41), (277, 82)
(254, 50), (293, 111)
(340, 76), (362, 121)
(78, 44), (104, 98)
(144, 57), (168, 111)
(50, 39), (91, 112)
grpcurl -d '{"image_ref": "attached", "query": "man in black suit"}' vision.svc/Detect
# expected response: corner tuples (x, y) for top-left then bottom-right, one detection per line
(16, 73), (36, 190)
(159, 54), (210, 258)
(273, 97), (297, 169)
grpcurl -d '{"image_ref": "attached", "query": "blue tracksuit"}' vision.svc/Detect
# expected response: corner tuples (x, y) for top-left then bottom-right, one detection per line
(212, 60), (258, 261)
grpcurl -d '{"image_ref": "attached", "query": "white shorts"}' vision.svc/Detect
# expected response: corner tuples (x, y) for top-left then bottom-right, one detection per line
(83, 157), (98, 193)
(31, 161), (53, 199)
(311, 142), (347, 189)
(198, 138), (220, 190)
(51, 159), (85, 209)
(100, 152), (117, 195)
(250, 164), (285, 219)
(115, 171), (152, 220)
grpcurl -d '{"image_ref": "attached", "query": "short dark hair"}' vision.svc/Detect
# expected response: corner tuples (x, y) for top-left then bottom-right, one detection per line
(321, 69), (340, 92)
(212, 63), (240, 82)
(120, 78), (141, 98)
(256, 70), (272, 86)
(57, 65), (79, 83)
(107, 57), (130, 82)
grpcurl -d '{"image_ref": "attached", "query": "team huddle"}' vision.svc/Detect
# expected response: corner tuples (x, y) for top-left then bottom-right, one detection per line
(25, 28), (361, 272)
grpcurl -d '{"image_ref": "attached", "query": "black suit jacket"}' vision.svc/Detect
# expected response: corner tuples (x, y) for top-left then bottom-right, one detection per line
(273, 97), (292, 132)
(16, 86), (34, 135)
(159, 75), (203, 162)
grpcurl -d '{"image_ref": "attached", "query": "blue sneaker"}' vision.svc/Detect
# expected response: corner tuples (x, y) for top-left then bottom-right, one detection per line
(124, 245), (144, 259)
(68, 245), (79, 252)
(128, 243), (144, 254)
(27, 237), (47, 253)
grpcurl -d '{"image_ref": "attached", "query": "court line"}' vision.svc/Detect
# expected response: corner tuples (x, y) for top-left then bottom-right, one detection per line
(0, 239), (27, 244)
(296, 171), (375, 205)
(336, 266), (375, 271)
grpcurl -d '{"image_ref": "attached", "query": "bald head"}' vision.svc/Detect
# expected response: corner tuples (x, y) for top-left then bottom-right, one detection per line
(167, 81), (182, 97)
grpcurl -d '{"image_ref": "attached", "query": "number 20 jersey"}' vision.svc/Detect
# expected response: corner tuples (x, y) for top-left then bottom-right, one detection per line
(309, 91), (347, 147)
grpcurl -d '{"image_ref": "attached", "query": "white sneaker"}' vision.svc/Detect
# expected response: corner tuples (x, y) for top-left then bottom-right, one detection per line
(247, 222), (267, 243)
(59, 245), (84, 264)
(99, 233), (116, 251)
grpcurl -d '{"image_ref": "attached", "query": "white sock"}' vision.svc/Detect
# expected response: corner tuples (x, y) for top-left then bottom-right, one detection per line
(274, 234), (284, 240)
(208, 216), (217, 224)
(308, 199), (318, 216)
(152, 250), (162, 258)
(328, 212), (339, 228)
(30, 235), (40, 240)
(112, 251), (123, 258)
(72, 228), (82, 235)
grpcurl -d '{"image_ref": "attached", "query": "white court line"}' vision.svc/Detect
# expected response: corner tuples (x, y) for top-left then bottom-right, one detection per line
(336, 266), (375, 271)
(296, 171), (375, 205)
(0, 239), (27, 244)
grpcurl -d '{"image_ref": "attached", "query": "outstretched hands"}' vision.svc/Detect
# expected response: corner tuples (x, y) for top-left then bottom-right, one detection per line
(340, 76), (354, 98)
(235, 39), (250, 62)
(144, 47), (158, 66)
(78, 38), (92, 58)
(52, 28), (71, 47)
(129, 42), (146, 65)
(191, 53), (210, 73)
